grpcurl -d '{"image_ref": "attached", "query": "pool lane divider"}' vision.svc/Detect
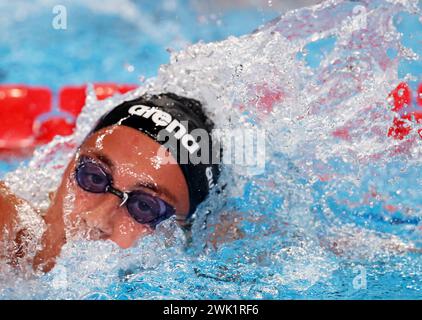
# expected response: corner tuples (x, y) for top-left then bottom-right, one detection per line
(0, 83), (137, 157)
(0, 82), (421, 158)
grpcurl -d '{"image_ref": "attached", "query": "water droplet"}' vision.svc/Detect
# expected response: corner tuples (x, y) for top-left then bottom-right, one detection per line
(124, 63), (135, 73)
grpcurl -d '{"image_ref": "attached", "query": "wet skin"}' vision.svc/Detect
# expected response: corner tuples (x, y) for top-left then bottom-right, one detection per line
(1, 125), (190, 272)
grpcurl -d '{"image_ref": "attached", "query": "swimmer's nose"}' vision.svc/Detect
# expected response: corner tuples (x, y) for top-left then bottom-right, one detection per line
(82, 194), (119, 240)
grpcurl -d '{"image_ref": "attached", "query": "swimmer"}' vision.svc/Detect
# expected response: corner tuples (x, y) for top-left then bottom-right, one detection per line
(0, 93), (221, 272)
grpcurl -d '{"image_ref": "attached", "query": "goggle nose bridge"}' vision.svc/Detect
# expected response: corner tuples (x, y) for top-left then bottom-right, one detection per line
(105, 185), (129, 207)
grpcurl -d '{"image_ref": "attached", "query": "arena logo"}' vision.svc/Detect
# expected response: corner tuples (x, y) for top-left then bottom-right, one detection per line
(128, 104), (200, 154)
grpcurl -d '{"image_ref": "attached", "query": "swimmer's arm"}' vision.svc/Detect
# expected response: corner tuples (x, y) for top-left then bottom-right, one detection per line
(0, 181), (41, 268)
(0, 181), (23, 266)
(0, 181), (36, 239)
(0, 181), (19, 239)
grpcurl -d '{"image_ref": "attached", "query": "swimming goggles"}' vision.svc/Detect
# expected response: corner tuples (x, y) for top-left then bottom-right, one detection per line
(74, 155), (176, 228)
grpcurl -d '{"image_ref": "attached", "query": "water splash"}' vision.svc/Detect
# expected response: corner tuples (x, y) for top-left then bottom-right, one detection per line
(1, 0), (421, 299)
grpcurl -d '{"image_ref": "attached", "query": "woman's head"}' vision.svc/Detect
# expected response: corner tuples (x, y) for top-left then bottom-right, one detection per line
(48, 93), (220, 249)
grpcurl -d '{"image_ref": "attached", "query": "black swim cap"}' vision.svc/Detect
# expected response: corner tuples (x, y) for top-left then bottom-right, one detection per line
(90, 93), (221, 217)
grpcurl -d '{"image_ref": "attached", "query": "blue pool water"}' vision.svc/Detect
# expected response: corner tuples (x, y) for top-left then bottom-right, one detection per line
(0, 0), (421, 299)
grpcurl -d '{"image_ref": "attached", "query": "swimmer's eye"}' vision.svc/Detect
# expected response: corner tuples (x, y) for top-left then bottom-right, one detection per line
(75, 156), (111, 193)
(126, 191), (175, 227)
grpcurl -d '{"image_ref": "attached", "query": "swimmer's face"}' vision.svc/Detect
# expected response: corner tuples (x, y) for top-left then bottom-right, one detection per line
(53, 125), (190, 248)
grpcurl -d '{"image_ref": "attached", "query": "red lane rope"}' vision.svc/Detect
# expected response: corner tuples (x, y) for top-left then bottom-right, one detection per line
(0, 83), (137, 155)
(0, 82), (420, 157)
(387, 82), (422, 140)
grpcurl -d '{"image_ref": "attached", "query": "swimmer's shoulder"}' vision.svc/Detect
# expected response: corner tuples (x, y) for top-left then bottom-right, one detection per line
(0, 181), (21, 237)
